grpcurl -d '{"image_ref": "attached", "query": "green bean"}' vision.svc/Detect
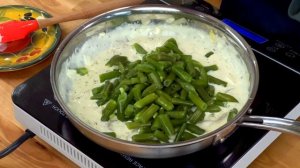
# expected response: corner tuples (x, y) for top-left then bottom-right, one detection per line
(94, 81), (113, 105)
(227, 108), (238, 121)
(180, 89), (188, 100)
(133, 43), (147, 54)
(92, 85), (104, 95)
(173, 61), (185, 69)
(124, 104), (135, 118)
(169, 83), (182, 94)
(166, 111), (186, 119)
(172, 66), (192, 83)
(192, 59), (204, 69)
(207, 85), (215, 97)
(126, 121), (150, 129)
(135, 63), (155, 73)
(208, 75), (227, 87)
(139, 126), (152, 134)
(76, 67), (88, 76)
(102, 132), (116, 138)
(186, 124), (205, 135)
(148, 72), (163, 89)
(137, 72), (148, 83)
(189, 108), (205, 124)
(156, 53), (177, 62)
(180, 132), (197, 141)
(142, 84), (158, 97)
(134, 93), (158, 109)
(188, 91), (207, 111)
(158, 114), (175, 136)
(99, 70), (121, 82)
(176, 79), (196, 93)
(154, 130), (169, 143)
(206, 105), (221, 112)
(156, 90), (172, 102)
(205, 51), (214, 58)
(216, 92), (239, 102)
(171, 98), (194, 106)
(156, 96), (174, 111)
(199, 68), (208, 87)
(132, 133), (154, 142)
(139, 104), (159, 124)
(132, 83), (146, 101)
(174, 123), (186, 142)
(195, 86), (211, 102)
(191, 79), (207, 88)
(171, 118), (186, 127)
(163, 72), (176, 87)
(106, 55), (129, 67)
(117, 88), (127, 121)
(101, 99), (117, 121)
(151, 115), (161, 130)
(134, 106), (148, 122)
(204, 64), (218, 71)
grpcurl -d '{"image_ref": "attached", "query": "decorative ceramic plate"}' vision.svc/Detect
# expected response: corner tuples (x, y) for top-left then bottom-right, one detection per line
(0, 5), (61, 72)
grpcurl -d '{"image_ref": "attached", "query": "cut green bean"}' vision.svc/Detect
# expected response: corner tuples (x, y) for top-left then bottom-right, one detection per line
(117, 88), (127, 121)
(171, 118), (186, 127)
(154, 130), (169, 143)
(188, 91), (207, 111)
(206, 105), (221, 112)
(139, 104), (159, 124)
(172, 66), (192, 83)
(106, 55), (129, 67)
(101, 99), (117, 121)
(148, 72), (163, 89)
(195, 86), (211, 102)
(227, 108), (238, 121)
(132, 83), (146, 101)
(158, 114), (175, 136)
(208, 75), (227, 87)
(134, 93), (158, 109)
(156, 96), (174, 111)
(102, 132), (116, 138)
(166, 111), (186, 119)
(171, 98), (194, 106)
(180, 131), (197, 141)
(76, 67), (88, 76)
(92, 85), (104, 95)
(126, 121), (150, 129)
(186, 124), (205, 135)
(174, 123), (186, 142)
(156, 90), (172, 101)
(133, 43), (147, 54)
(135, 63), (155, 73)
(99, 70), (121, 82)
(151, 115), (161, 130)
(204, 64), (218, 71)
(124, 104), (135, 118)
(216, 92), (239, 102)
(139, 126), (152, 134)
(163, 72), (176, 87)
(132, 133), (154, 142)
(142, 84), (158, 97)
(189, 108), (205, 124)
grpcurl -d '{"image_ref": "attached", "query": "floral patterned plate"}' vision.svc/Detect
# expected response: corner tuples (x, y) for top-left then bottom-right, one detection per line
(0, 5), (61, 71)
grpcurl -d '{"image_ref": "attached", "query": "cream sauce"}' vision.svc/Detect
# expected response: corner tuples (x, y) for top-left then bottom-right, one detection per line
(59, 20), (250, 142)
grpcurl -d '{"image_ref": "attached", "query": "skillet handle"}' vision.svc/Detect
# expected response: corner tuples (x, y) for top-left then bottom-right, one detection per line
(238, 115), (300, 136)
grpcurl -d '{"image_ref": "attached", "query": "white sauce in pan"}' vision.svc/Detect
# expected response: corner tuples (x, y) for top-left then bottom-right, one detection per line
(58, 19), (250, 142)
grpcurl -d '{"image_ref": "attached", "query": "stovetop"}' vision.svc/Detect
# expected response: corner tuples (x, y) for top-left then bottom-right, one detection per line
(12, 0), (300, 167)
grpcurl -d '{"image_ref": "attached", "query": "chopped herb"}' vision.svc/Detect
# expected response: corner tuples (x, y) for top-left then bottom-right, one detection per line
(205, 51), (214, 58)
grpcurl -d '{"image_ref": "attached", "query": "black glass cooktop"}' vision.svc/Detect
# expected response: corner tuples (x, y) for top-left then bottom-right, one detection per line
(12, 0), (300, 167)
